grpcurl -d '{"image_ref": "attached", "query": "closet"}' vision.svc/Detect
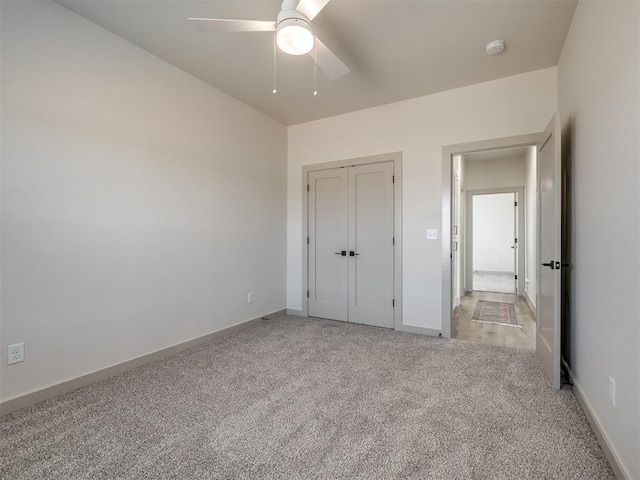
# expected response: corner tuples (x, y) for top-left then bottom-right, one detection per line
(307, 161), (394, 328)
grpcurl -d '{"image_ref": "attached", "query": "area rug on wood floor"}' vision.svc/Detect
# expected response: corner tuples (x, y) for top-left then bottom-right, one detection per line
(472, 300), (520, 326)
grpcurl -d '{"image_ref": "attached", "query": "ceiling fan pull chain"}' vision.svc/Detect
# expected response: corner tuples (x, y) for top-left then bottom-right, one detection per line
(272, 32), (278, 94)
(313, 35), (318, 96)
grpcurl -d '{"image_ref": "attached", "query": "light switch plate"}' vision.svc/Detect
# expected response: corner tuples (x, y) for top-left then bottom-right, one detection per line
(427, 229), (438, 240)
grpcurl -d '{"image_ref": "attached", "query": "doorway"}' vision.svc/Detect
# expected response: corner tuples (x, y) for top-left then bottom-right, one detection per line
(458, 150), (534, 350)
(301, 152), (403, 330)
(467, 189), (525, 295)
(443, 116), (563, 387)
(472, 192), (516, 294)
(444, 142), (538, 351)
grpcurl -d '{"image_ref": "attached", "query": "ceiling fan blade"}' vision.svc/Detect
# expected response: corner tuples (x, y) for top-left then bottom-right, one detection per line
(188, 18), (276, 32)
(312, 36), (349, 80)
(295, 0), (331, 21)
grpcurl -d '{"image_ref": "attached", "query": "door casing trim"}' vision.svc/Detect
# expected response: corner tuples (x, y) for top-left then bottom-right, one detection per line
(301, 152), (403, 331)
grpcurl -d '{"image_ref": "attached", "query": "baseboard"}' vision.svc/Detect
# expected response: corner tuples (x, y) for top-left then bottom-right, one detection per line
(396, 324), (441, 336)
(524, 291), (537, 316)
(285, 310), (439, 338)
(262, 309), (287, 319)
(474, 270), (513, 275)
(563, 361), (630, 480)
(0, 310), (281, 416)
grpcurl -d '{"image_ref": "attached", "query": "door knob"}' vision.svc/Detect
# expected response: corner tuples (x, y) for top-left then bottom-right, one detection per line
(335, 251), (347, 256)
(541, 261), (554, 269)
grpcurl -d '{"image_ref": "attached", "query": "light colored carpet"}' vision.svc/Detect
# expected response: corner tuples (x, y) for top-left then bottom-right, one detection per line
(473, 271), (516, 294)
(0, 316), (613, 479)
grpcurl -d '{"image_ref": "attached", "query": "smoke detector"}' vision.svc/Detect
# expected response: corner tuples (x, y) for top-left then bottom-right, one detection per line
(486, 40), (505, 56)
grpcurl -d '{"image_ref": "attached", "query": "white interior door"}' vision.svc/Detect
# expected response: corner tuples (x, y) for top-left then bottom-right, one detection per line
(348, 162), (394, 328)
(308, 162), (394, 328)
(308, 168), (348, 321)
(537, 113), (562, 389)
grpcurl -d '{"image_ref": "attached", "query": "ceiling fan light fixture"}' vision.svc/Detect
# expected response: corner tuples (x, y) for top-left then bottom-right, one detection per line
(277, 17), (314, 55)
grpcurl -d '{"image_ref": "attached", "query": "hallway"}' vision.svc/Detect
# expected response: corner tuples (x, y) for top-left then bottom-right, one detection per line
(452, 291), (535, 350)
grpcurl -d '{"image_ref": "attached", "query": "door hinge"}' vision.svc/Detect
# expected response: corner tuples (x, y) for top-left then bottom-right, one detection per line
(307, 236), (310, 245)
(392, 237), (395, 245)
(392, 175), (395, 183)
(392, 299), (395, 307)
(514, 238), (518, 243)
(307, 184), (309, 192)
(450, 253), (453, 259)
(514, 201), (518, 206)
(307, 290), (309, 298)
(515, 274), (518, 280)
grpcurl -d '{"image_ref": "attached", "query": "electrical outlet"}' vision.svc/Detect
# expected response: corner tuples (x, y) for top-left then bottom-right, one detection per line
(427, 229), (438, 240)
(8, 343), (25, 365)
(247, 292), (254, 304)
(608, 377), (616, 406)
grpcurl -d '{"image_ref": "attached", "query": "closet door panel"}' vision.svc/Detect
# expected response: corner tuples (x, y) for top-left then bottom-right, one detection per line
(348, 162), (394, 328)
(308, 168), (348, 321)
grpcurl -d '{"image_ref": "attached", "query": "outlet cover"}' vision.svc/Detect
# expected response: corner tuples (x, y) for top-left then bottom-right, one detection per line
(427, 229), (438, 240)
(8, 342), (25, 365)
(248, 292), (254, 304)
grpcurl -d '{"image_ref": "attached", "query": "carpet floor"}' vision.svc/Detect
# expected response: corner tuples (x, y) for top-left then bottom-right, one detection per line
(0, 316), (613, 479)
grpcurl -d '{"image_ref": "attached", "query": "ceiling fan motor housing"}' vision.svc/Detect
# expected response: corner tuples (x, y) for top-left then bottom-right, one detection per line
(276, 9), (314, 55)
(277, 9), (313, 31)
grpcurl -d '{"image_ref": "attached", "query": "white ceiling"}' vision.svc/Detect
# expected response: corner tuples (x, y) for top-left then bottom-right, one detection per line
(55, 0), (577, 126)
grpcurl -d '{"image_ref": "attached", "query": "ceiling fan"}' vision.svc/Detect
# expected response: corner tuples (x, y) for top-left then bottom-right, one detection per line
(188, 0), (349, 80)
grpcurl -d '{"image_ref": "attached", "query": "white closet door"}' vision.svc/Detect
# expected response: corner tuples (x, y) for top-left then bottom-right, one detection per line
(308, 168), (348, 321)
(347, 162), (394, 328)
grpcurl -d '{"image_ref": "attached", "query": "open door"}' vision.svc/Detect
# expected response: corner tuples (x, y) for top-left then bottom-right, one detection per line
(537, 113), (562, 389)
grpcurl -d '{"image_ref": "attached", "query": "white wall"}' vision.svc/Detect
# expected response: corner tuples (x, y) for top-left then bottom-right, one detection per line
(288, 67), (557, 330)
(472, 194), (515, 273)
(0, 1), (287, 402)
(524, 146), (537, 308)
(558, 1), (639, 478)
(464, 156), (525, 191)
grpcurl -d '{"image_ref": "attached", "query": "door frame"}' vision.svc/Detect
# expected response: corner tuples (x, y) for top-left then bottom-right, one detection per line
(465, 187), (525, 296)
(301, 152), (403, 331)
(451, 172), (461, 307)
(442, 134), (541, 338)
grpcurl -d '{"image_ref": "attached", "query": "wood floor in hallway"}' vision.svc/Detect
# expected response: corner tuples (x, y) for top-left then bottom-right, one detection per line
(453, 291), (536, 350)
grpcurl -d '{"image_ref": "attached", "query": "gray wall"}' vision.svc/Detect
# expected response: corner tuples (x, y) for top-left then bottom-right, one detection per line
(558, 1), (639, 477)
(0, 1), (287, 402)
(464, 156), (525, 191)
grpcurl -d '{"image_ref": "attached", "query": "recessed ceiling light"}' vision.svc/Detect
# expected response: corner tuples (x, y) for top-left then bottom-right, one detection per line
(486, 40), (505, 56)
